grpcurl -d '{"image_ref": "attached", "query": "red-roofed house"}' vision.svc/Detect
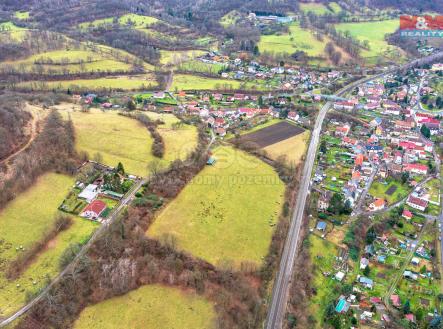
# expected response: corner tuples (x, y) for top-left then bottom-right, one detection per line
(215, 127), (226, 137)
(402, 209), (413, 220)
(370, 297), (382, 304)
(369, 198), (385, 211)
(335, 124), (350, 137)
(238, 108), (256, 118)
(234, 93), (246, 101)
(390, 295), (401, 308)
(334, 101), (355, 111)
(342, 137), (358, 147)
(355, 154), (364, 166)
(405, 314), (416, 323)
(287, 111), (299, 121)
(403, 163), (428, 175)
(214, 118), (227, 128)
(395, 120), (415, 130)
(81, 200), (107, 220)
(352, 170), (362, 182)
(407, 196), (428, 212)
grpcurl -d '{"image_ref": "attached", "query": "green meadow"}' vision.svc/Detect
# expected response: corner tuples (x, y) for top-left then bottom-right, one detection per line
(74, 284), (216, 329)
(148, 146), (285, 268)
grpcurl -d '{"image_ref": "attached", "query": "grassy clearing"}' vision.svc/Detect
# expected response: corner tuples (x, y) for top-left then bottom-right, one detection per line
(258, 22), (331, 57)
(263, 130), (310, 166)
(0, 173), (97, 316)
(118, 14), (159, 27)
(78, 14), (159, 29)
(171, 74), (241, 91)
(300, 3), (331, 15)
(160, 50), (206, 66)
(144, 112), (198, 163)
(63, 109), (155, 176)
(74, 284), (216, 329)
(329, 2), (343, 12)
(177, 60), (226, 75)
(0, 173), (74, 262)
(0, 22), (26, 32)
(0, 49), (134, 74)
(220, 10), (242, 28)
(148, 146), (285, 268)
(14, 11), (30, 20)
(334, 20), (401, 59)
(16, 75), (158, 91)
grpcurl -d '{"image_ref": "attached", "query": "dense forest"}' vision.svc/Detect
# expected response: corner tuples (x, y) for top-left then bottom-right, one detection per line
(0, 96), (31, 160)
(367, 0), (443, 14)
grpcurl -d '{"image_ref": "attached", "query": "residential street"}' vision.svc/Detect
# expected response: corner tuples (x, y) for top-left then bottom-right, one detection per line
(265, 51), (443, 329)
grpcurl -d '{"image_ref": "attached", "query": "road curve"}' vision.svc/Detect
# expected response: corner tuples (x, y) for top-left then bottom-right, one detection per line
(265, 51), (443, 329)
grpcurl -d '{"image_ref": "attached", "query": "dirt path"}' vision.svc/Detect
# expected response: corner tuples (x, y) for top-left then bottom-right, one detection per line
(0, 104), (47, 177)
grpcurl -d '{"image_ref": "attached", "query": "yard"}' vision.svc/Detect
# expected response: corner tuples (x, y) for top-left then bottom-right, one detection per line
(308, 234), (340, 328)
(423, 178), (441, 204)
(369, 178), (411, 204)
(0, 173), (97, 317)
(148, 146), (285, 268)
(74, 284), (216, 329)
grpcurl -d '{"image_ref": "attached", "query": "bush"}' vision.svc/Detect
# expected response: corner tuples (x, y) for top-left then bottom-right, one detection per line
(59, 242), (83, 270)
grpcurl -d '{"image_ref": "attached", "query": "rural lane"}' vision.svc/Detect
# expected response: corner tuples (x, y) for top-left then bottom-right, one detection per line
(265, 51), (443, 329)
(0, 178), (146, 327)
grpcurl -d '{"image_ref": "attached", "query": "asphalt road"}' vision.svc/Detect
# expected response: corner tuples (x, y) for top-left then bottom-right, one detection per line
(0, 178), (146, 327)
(265, 76), (376, 329)
(265, 51), (443, 329)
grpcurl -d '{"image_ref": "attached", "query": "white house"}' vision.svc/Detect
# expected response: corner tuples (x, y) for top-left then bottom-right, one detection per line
(78, 184), (99, 203)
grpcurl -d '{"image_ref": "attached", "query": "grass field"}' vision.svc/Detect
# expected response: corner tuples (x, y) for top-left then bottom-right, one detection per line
(16, 75), (158, 91)
(160, 50), (206, 65)
(64, 109), (155, 176)
(300, 3), (331, 15)
(171, 74), (241, 91)
(0, 49), (134, 74)
(0, 174), (74, 262)
(0, 22), (26, 32)
(74, 284), (216, 329)
(263, 130), (310, 166)
(14, 11), (30, 20)
(0, 173), (97, 316)
(220, 10), (241, 28)
(258, 22), (332, 57)
(144, 112), (198, 162)
(335, 20), (401, 59)
(148, 146), (285, 268)
(79, 14), (159, 29)
(178, 60), (227, 75)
